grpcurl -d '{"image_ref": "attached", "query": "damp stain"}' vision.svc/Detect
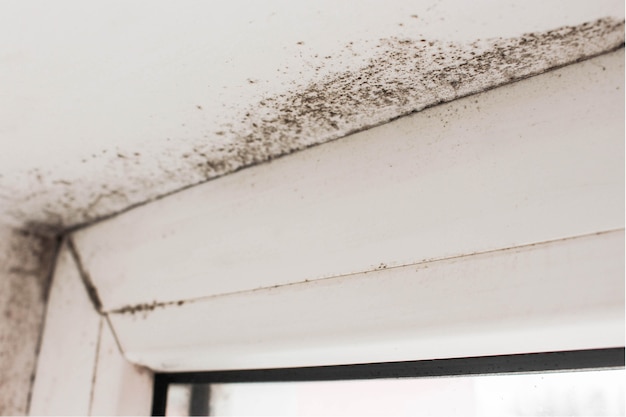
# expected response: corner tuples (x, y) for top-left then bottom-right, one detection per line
(4, 17), (625, 234)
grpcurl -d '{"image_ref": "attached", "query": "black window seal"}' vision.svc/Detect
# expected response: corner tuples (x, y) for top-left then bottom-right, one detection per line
(151, 347), (625, 416)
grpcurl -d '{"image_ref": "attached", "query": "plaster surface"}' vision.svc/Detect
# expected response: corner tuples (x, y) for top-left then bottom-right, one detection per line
(0, 226), (56, 415)
(0, 1), (624, 233)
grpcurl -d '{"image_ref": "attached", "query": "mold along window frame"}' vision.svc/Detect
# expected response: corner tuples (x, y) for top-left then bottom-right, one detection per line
(151, 347), (625, 416)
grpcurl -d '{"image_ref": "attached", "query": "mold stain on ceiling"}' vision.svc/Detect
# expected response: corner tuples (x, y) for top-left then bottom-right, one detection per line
(0, 2), (623, 235)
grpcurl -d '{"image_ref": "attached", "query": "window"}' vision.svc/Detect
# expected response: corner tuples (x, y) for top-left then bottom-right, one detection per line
(152, 348), (625, 416)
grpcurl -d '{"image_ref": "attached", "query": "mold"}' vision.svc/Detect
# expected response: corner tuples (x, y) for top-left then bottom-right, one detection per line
(112, 298), (186, 315)
(0, 17), (623, 234)
(175, 17), (625, 188)
(0, 226), (58, 415)
(1, 227), (59, 301)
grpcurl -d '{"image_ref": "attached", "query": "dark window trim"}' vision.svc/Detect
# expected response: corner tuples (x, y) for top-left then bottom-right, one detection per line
(152, 347), (625, 415)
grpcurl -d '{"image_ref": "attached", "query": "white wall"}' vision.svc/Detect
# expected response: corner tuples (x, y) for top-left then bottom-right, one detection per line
(0, 226), (56, 415)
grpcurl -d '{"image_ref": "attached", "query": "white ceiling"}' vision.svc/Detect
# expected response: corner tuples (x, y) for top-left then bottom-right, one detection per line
(1, 0), (623, 233)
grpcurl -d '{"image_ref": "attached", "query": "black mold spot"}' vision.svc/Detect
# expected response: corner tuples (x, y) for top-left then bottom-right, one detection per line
(113, 298), (187, 315)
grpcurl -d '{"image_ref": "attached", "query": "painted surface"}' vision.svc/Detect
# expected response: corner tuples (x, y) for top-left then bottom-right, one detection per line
(0, 226), (56, 415)
(0, 1), (623, 233)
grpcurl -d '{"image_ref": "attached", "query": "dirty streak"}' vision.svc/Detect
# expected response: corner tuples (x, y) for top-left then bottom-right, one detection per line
(67, 238), (103, 313)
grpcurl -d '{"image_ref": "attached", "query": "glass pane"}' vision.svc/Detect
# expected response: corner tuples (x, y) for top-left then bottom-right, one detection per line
(166, 384), (211, 417)
(207, 369), (624, 416)
(165, 384), (192, 416)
